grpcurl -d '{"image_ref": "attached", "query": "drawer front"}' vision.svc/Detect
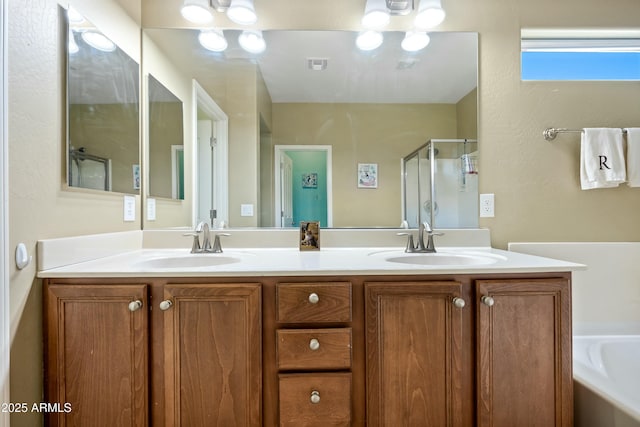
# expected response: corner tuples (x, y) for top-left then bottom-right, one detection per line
(277, 282), (351, 323)
(279, 373), (351, 427)
(277, 328), (352, 370)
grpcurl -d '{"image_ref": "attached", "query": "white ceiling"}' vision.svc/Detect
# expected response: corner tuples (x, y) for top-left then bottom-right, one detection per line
(147, 29), (478, 104)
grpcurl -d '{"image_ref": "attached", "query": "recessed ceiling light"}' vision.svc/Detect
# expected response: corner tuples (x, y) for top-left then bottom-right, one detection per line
(199, 29), (228, 52)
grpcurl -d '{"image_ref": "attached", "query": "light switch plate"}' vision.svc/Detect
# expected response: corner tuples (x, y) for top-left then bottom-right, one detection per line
(147, 198), (156, 221)
(123, 195), (136, 222)
(240, 204), (254, 217)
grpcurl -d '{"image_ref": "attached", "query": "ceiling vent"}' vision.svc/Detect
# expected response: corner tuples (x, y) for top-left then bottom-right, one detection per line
(307, 58), (328, 71)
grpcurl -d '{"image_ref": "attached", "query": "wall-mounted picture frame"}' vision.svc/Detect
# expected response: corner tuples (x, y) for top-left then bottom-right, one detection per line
(300, 221), (320, 250)
(302, 172), (318, 188)
(358, 163), (378, 188)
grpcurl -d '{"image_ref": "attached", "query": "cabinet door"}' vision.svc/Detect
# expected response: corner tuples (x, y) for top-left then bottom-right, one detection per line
(44, 283), (148, 427)
(477, 278), (572, 427)
(162, 283), (261, 427)
(365, 281), (466, 427)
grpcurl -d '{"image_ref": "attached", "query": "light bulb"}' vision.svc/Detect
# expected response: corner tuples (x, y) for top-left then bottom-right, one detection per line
(414, 0), (446, 29)
(227, 0), (257, 25)
(68, 29), (79, 54)
(362, 0), (390, 29)
(180, 0), (213, 24)
(81, 31), (116, 52)
(401, 31), (430, 51)
(238, 30), (266, 54)
(356, 30), (383, 51)
(198, 29), (228, 52)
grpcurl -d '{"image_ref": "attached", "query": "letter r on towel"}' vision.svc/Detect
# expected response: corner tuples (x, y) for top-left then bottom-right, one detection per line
(599, 155), (611, 170)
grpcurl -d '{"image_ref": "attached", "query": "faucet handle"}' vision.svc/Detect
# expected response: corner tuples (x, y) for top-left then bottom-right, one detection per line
(211, 233), (230, 253)
(397, 232), (415, 253)
(183, 231), (202, 253)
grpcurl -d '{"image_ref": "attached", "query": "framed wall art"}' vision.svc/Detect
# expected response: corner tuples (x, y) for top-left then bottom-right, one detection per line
(357, 163), (378, 188)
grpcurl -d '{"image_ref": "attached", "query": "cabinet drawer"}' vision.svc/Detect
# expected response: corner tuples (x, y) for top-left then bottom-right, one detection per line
(276, 282), (351, 323)
(277, 328), (352, 370)
(279, 373), (351, 427)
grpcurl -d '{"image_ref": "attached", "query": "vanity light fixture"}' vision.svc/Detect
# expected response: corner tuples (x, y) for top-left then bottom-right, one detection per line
(198, 29), (228, 52)
(227, 0), (258, 25)
(356, 30), (384, 51)
(238, 30), (266, 54)
(180, 0), (214, 24)
(81, 30), (116, 52)
(401, 31), (430, 51)
(362, 0), (390, 29)
(414, 0), (446, 29)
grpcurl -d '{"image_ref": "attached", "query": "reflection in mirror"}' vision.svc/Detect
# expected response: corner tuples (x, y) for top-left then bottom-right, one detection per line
(147, 74), (184, 199)
(66, 7), (140, 194)
(403, 139), (478, 229)
(143, 29), (477, 228)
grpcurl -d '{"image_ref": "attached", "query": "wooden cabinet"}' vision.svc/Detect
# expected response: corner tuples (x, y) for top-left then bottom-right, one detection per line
(476, 278), (572, 427)
(274, 282), (353, 426)
(162, 283), (262, 426)
(44, 280), (261, 427)
(44, 273), (572, 427)
(365, 281), (466, 427)
(44, 283), (149, 427)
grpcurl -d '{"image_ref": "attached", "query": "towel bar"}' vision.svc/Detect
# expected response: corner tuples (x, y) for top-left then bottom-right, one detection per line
(543, 127), (628, 141)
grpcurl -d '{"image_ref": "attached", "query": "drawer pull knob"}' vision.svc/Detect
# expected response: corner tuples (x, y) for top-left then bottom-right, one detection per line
(309, 338), (320, 351)
(452, 297), (466, 308)
(128, 300), (143, 312)
(308, 293), (319, 304)
(310, 390), (320, 404)
(481, 295), (495, 307)
(159, 300), (173, 311)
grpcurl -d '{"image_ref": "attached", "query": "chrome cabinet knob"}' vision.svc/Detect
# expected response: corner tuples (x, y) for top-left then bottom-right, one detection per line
(128, 300), (143, 312)
(310, 390), (320, 404)
(159, 300), (173, 311)
(481, 295), (495, 307)
(308, 293), (319, 304)
(452, 297), (466, 308)
(309, 338), (320, 351)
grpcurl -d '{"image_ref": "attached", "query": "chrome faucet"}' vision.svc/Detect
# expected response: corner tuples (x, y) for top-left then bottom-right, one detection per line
(398, 221), (444, 253)
(185, 221), (212, 253)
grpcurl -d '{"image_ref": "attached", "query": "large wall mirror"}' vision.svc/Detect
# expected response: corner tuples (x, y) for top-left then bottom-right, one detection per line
(65, 6), (140, 194)
(142, 27), (478, 229)
(147, 74), (185, 200)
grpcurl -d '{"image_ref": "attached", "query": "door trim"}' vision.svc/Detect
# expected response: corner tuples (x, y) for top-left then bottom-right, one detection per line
(274, 145), (333, 228)
(191, 80), (228, 227)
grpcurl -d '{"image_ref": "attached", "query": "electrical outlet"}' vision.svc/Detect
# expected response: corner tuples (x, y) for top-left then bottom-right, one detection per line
(479, 193), (495, 217)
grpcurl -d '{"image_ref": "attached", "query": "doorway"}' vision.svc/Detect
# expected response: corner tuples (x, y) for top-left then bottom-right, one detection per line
(274, 145), (333, 228)
(192, 80), (228, 227)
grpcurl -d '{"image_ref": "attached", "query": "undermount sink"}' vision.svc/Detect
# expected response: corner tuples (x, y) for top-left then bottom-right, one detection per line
(382, 251), (505, 266)
(135, 255), (241, 269)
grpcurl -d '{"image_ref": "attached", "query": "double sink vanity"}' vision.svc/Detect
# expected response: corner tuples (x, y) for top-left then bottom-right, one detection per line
(38, 228), (583, 426)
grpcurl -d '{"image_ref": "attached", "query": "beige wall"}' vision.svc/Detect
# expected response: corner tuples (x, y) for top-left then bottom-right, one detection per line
(9, 0), (141, 425)
(8, 0), (640, 425)
(142, 31), (193, 229)
(271, 102), (459, 227)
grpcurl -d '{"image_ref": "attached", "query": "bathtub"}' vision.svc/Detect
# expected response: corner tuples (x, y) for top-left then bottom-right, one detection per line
(573, 334), (640, 427)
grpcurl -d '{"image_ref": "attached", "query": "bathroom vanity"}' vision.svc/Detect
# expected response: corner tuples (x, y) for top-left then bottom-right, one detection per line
(38, 232), (582, 427)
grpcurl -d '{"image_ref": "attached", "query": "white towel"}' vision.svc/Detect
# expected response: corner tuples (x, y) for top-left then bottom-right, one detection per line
(580, 128), (626, 190)
(625, 128), (640, 187)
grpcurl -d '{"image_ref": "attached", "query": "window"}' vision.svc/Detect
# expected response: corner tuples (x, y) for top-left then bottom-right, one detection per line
(521, 29), (640, 81)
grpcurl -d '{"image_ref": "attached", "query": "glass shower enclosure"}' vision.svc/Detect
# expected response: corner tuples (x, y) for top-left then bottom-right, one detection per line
(402, 139), (478, 229)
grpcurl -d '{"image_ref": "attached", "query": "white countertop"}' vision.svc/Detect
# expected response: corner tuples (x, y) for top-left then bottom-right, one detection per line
(37, 245), (585, 278)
